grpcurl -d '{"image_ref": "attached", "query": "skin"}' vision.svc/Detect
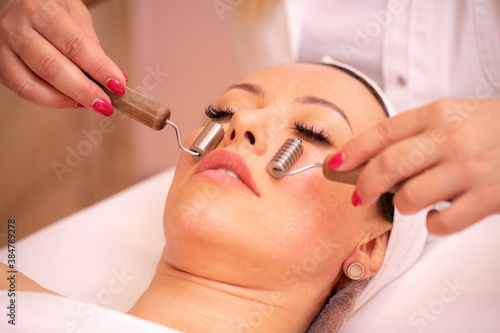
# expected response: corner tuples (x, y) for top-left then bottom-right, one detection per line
(334, 99), (500, 235)
(128, 64), (392, 332)
(0, 64), (391, 332)
(0, 0), (123, 110)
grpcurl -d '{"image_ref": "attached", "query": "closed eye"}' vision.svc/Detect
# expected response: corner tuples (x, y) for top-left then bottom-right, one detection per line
(205, 104), (235, 120)
(293, 121), (333, 146)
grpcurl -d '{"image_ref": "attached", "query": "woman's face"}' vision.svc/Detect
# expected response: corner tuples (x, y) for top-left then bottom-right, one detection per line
(163, 64), (388, 298)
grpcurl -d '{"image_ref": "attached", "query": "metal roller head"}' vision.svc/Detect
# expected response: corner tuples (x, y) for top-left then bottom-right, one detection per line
(267, 138), (303, 178)
(166, 120), (225, 161)
(190, 122), (225, 161)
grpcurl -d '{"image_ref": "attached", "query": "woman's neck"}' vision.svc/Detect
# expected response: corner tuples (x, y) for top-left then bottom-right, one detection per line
(128, 260), (325, 333)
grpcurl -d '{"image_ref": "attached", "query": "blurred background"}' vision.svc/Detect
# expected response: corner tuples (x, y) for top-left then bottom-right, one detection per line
(0, 0), (245, 245)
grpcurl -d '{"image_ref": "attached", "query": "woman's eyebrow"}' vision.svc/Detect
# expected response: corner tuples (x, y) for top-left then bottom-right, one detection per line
(296, 96), (353, 133)
(224, 83), (264, 97)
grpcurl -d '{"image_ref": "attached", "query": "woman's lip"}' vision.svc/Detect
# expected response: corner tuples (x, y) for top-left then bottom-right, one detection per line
(193, 150), (260, 197)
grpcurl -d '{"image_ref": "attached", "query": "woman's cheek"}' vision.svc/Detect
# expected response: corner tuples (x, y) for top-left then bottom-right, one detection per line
(277, 148), (357, 235)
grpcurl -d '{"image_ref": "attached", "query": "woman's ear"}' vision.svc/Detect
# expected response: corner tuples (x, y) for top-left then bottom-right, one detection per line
(342, 222), (392, 280)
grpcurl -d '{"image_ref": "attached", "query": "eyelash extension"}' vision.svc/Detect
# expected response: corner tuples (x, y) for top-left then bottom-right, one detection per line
(205, 106), (332, 145)
(205, 104), (235, 120)
(294, 121), (332, 145)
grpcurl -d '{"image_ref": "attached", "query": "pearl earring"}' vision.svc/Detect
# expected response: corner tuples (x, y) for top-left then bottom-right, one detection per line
(347, 262), (365, 280)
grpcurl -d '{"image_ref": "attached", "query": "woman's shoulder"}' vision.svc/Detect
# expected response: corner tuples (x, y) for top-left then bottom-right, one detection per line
(0, 262), (58, 295)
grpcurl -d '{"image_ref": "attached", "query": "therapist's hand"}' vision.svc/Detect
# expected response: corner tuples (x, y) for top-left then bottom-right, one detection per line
(0, 0), (126, 115)
(329, 99), (500, 235)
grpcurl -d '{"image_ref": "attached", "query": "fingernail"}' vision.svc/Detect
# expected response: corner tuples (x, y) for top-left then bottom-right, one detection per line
(122, 72), (129, 83)
(92, 98), (114, 116)
(106, 78), (126, 96)
(74, 102), (86, 109)
(352, 189), (362, 207)
(327, 151), (345, 171)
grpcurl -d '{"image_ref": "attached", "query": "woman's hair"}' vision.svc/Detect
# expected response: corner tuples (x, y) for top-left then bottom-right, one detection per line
(377, 192), (395, 223)
(319, 62), (395, 223)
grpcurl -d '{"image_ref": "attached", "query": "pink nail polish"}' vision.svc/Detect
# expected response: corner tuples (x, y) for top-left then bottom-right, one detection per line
(74, 102), (86, 109)
(352, 189), (362, 207)
(106, 78), (126, 96)
(122, 72), (129, 83)
(92, 98), (114, 116)
(327, 151), (345, 171)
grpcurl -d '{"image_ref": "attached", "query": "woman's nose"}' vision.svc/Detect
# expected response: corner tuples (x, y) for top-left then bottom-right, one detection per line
(222, 109), (270, 156)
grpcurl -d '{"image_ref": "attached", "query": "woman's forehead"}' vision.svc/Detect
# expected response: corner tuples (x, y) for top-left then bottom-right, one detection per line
(242, 63), (353, 89)
(234, 64), (378, 106)
(226, 63), (387, 130)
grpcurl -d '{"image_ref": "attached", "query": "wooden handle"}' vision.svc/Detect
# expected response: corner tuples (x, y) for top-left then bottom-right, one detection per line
(322, 156), (365, 186)
(105, 87), (171, 130)
(85, 72), (170, 130)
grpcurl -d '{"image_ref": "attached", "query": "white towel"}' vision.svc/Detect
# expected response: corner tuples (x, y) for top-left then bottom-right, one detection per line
(316, 57), (431, 321)
(0, 291), (182, 333)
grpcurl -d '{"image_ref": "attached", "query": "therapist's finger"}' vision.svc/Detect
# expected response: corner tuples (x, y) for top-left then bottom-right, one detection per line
(0, 46), (76, 108)
(32, 5), (126, 93)
(67, 0), (101, 44)
(13, 28), (113, 113)
(333, 106), (429, 172)
(392, 161), (463, 214)
(426, 181), (500, 235)
(354, 130), (443, 206)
